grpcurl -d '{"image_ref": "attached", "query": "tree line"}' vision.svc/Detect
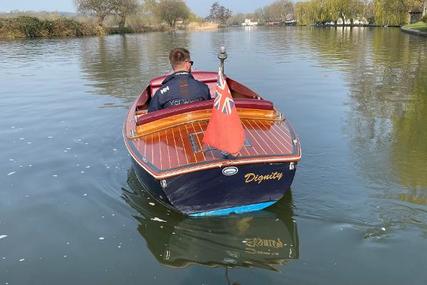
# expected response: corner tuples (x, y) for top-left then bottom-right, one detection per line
(225, 0), (426, 26)
(71, 0), (427, 30)
(225, 0), (294, 26)
(0, 0), (195, 39)
(2, 0), (425, 40)
(74, 0), (194, 29)
(295, 0), (426, 26)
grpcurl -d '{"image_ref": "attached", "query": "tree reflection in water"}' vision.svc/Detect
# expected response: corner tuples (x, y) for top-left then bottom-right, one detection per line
(300, 27), (427, 204)
(79, 33), (191, 104)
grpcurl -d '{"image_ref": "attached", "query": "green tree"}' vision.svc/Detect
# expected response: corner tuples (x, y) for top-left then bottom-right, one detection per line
(310, 0), (333, 24)
(373, 0), (423, 25)
(295, 1), (311, 25)
(155, 0), (190, 27)
(295, 0), (421, 25)
(327, 0), (364, 25)
(361, 0), (375, 24)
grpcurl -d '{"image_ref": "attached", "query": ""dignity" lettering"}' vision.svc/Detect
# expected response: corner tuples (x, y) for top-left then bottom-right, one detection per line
(244, 171), (283, 184)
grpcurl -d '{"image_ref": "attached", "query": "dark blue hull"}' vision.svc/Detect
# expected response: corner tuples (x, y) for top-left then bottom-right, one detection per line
(132, 159), (297, 216)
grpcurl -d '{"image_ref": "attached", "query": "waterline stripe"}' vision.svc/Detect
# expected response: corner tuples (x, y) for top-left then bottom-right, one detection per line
(190, 201), (276, 217)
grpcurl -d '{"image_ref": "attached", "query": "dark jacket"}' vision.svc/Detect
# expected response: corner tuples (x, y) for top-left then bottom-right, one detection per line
(148, 71), (211, 112)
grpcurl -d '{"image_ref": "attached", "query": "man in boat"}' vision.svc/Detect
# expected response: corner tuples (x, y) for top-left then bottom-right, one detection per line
(148, 48), (211, 112)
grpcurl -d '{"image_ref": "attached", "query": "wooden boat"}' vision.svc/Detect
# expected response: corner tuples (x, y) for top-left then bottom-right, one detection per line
(123, 62), (301, 216)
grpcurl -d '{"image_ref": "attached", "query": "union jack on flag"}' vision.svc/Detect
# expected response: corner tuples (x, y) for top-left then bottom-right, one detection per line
(202, 65), (245, 154)
(213, 70), (235, 115)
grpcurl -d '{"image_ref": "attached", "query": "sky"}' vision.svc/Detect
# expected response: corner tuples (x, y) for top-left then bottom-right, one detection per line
(0, 0), (279, 17)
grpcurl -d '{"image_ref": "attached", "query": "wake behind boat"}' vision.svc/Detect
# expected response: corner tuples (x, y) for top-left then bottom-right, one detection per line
(123, 48), (301, 216)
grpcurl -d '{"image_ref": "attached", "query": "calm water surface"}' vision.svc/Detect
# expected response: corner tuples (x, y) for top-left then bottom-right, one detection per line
(1, 27), (427, 284)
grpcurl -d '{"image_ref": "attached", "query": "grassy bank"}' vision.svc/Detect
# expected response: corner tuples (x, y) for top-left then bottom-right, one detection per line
(403, 21), (427, 32)
(0, 16), (100, 39)
(0, 16), (217, 40)
(0, 16), (166, 40)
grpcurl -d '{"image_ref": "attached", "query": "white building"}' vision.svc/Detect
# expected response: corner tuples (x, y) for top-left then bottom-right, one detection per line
(336, 17), (369, 25)
(242, 19), (258, 26)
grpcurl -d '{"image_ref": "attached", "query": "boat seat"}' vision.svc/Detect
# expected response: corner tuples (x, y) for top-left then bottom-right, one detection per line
(136, 98), (274, 126)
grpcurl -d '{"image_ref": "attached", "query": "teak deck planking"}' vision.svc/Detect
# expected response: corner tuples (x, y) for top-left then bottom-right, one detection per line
(127, 113), (299, 176)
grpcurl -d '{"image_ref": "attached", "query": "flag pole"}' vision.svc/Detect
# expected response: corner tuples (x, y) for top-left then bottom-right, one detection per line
(218, 46), (227, 76)
(217, 46), (233, 159)
(204, 46), (244, 158)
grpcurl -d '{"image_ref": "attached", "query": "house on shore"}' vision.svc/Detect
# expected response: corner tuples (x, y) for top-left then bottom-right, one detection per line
(242, 19), (258, 26)
(408, 10), (423, 24)
(326, 17), (369, 26)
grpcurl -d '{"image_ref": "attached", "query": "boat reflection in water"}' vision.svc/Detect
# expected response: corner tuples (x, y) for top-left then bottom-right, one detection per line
(123, 169), (299, 271)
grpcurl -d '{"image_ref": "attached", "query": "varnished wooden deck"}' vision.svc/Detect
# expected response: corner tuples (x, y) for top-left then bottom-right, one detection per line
(128, 117), (298, 174)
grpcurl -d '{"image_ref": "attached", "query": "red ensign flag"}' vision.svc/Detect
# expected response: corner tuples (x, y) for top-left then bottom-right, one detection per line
(203, 68), (245, 155)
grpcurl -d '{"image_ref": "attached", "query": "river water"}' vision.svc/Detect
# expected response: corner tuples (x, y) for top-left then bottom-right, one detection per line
(1, 27), (426, 284)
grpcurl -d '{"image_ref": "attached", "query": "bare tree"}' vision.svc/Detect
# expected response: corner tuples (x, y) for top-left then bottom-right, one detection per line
(74, 0), (116, 26)
(113, 0), (139, 29)
(208, 2), (232, 25)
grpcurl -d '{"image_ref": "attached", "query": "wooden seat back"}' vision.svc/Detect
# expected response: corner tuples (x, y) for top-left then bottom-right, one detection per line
(136, 98), (274, 126)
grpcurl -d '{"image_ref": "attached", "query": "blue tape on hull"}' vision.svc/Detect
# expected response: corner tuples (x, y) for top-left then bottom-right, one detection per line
(190, 201), (276, 217)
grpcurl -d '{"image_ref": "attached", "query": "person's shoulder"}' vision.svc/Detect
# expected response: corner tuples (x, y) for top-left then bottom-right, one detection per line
(191, 77), (210, 97)
(161, 73), (177, 85)
(190, 76), (208, 86)
(193, 80), (210, 93)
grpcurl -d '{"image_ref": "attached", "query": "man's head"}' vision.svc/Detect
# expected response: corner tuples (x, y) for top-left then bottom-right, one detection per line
(169, 48), (193, 72)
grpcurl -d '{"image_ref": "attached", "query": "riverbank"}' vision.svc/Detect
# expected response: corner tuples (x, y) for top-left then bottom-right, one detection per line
(0, 16), (100, 39)
(0, 16), (219, 40)
(401, 22), (427, 37)
(186, 21), (218, 31)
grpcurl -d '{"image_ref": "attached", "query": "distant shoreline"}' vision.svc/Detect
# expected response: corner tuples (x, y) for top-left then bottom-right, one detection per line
(0, 16), (219, 40)
(2, 16), (421, 41)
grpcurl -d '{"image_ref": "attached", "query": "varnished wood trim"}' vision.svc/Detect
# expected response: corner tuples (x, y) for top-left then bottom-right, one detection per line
(124, 121), (302, 180)
(242, 121), (264, 154)
(177, 126), (189, 164)
(131, 109), (279, 139)
(131, 152), (301, 180)
(252, 120), (282, 154)
(171, 129), (182, 167)
(185, 124), (198, 162)
(190, 122), (206, 161)
(260, 121), (292, 153)
(269, 123), (293, 151)
(248, 120), (277, 154)
(196, 121), (216, 161)
(150, 134), (155, 167)
(165, 131), (172, 170)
